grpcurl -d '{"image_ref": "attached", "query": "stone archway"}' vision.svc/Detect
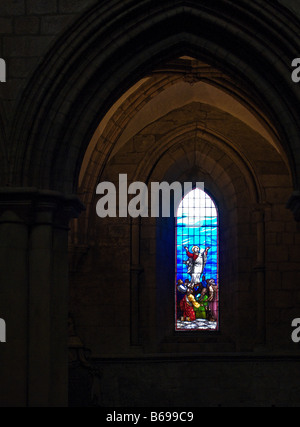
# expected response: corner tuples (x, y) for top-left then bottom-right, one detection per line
(1, 0), (300, 407)
(7, 0), (300, 200)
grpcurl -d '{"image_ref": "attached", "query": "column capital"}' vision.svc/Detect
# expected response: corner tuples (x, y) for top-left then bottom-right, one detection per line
(0, 187), (85, 226)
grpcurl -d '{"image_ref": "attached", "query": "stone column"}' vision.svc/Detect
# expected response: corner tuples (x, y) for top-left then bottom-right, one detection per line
(252, 205), (266, 348)
(0, 188), (84, 407)
(130, 218), (143, 346)
(0, 209), (29, 406)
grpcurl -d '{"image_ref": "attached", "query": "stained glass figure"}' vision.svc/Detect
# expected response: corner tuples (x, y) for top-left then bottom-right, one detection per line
(176, 188), (219, 331)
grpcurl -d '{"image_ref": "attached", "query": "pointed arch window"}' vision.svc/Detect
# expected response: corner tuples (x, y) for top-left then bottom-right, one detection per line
(176, 187), (219, 331)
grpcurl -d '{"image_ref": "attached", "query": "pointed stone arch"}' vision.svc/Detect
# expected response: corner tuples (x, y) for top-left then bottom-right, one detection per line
(8, 0), (300, 219)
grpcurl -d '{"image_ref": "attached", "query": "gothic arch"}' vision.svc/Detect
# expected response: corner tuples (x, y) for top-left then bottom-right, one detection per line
(128, 133), (257, 349)
(8, 0), (300, 217)
(131, 124), (262, 205)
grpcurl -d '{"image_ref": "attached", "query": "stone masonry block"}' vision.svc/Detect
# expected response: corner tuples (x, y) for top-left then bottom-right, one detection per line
(41, 15), (73, 35)
(15, 16), (40, 34)
(3, 35), (54, 57)
(0, 0), (25, 16)
(0, 18), (13, 33)
(58, 0), (96, 14)
(27, 0), (57, 14)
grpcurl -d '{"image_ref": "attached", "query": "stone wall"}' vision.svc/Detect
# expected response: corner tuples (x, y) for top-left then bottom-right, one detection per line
(1, 0), (300, 408)
(69, 101), (300, 358)
(78, 355), (300, 407)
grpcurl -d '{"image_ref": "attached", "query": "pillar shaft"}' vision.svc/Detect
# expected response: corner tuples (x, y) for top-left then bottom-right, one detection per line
(253, 206), (266, 348)
(0, 188), (84, 407)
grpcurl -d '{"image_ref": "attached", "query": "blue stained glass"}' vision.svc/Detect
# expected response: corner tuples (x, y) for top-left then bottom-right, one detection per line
(176, 188), (219, 331)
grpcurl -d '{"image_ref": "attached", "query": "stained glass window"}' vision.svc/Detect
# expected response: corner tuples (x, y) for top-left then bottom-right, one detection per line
(176, 187), (219, 331)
